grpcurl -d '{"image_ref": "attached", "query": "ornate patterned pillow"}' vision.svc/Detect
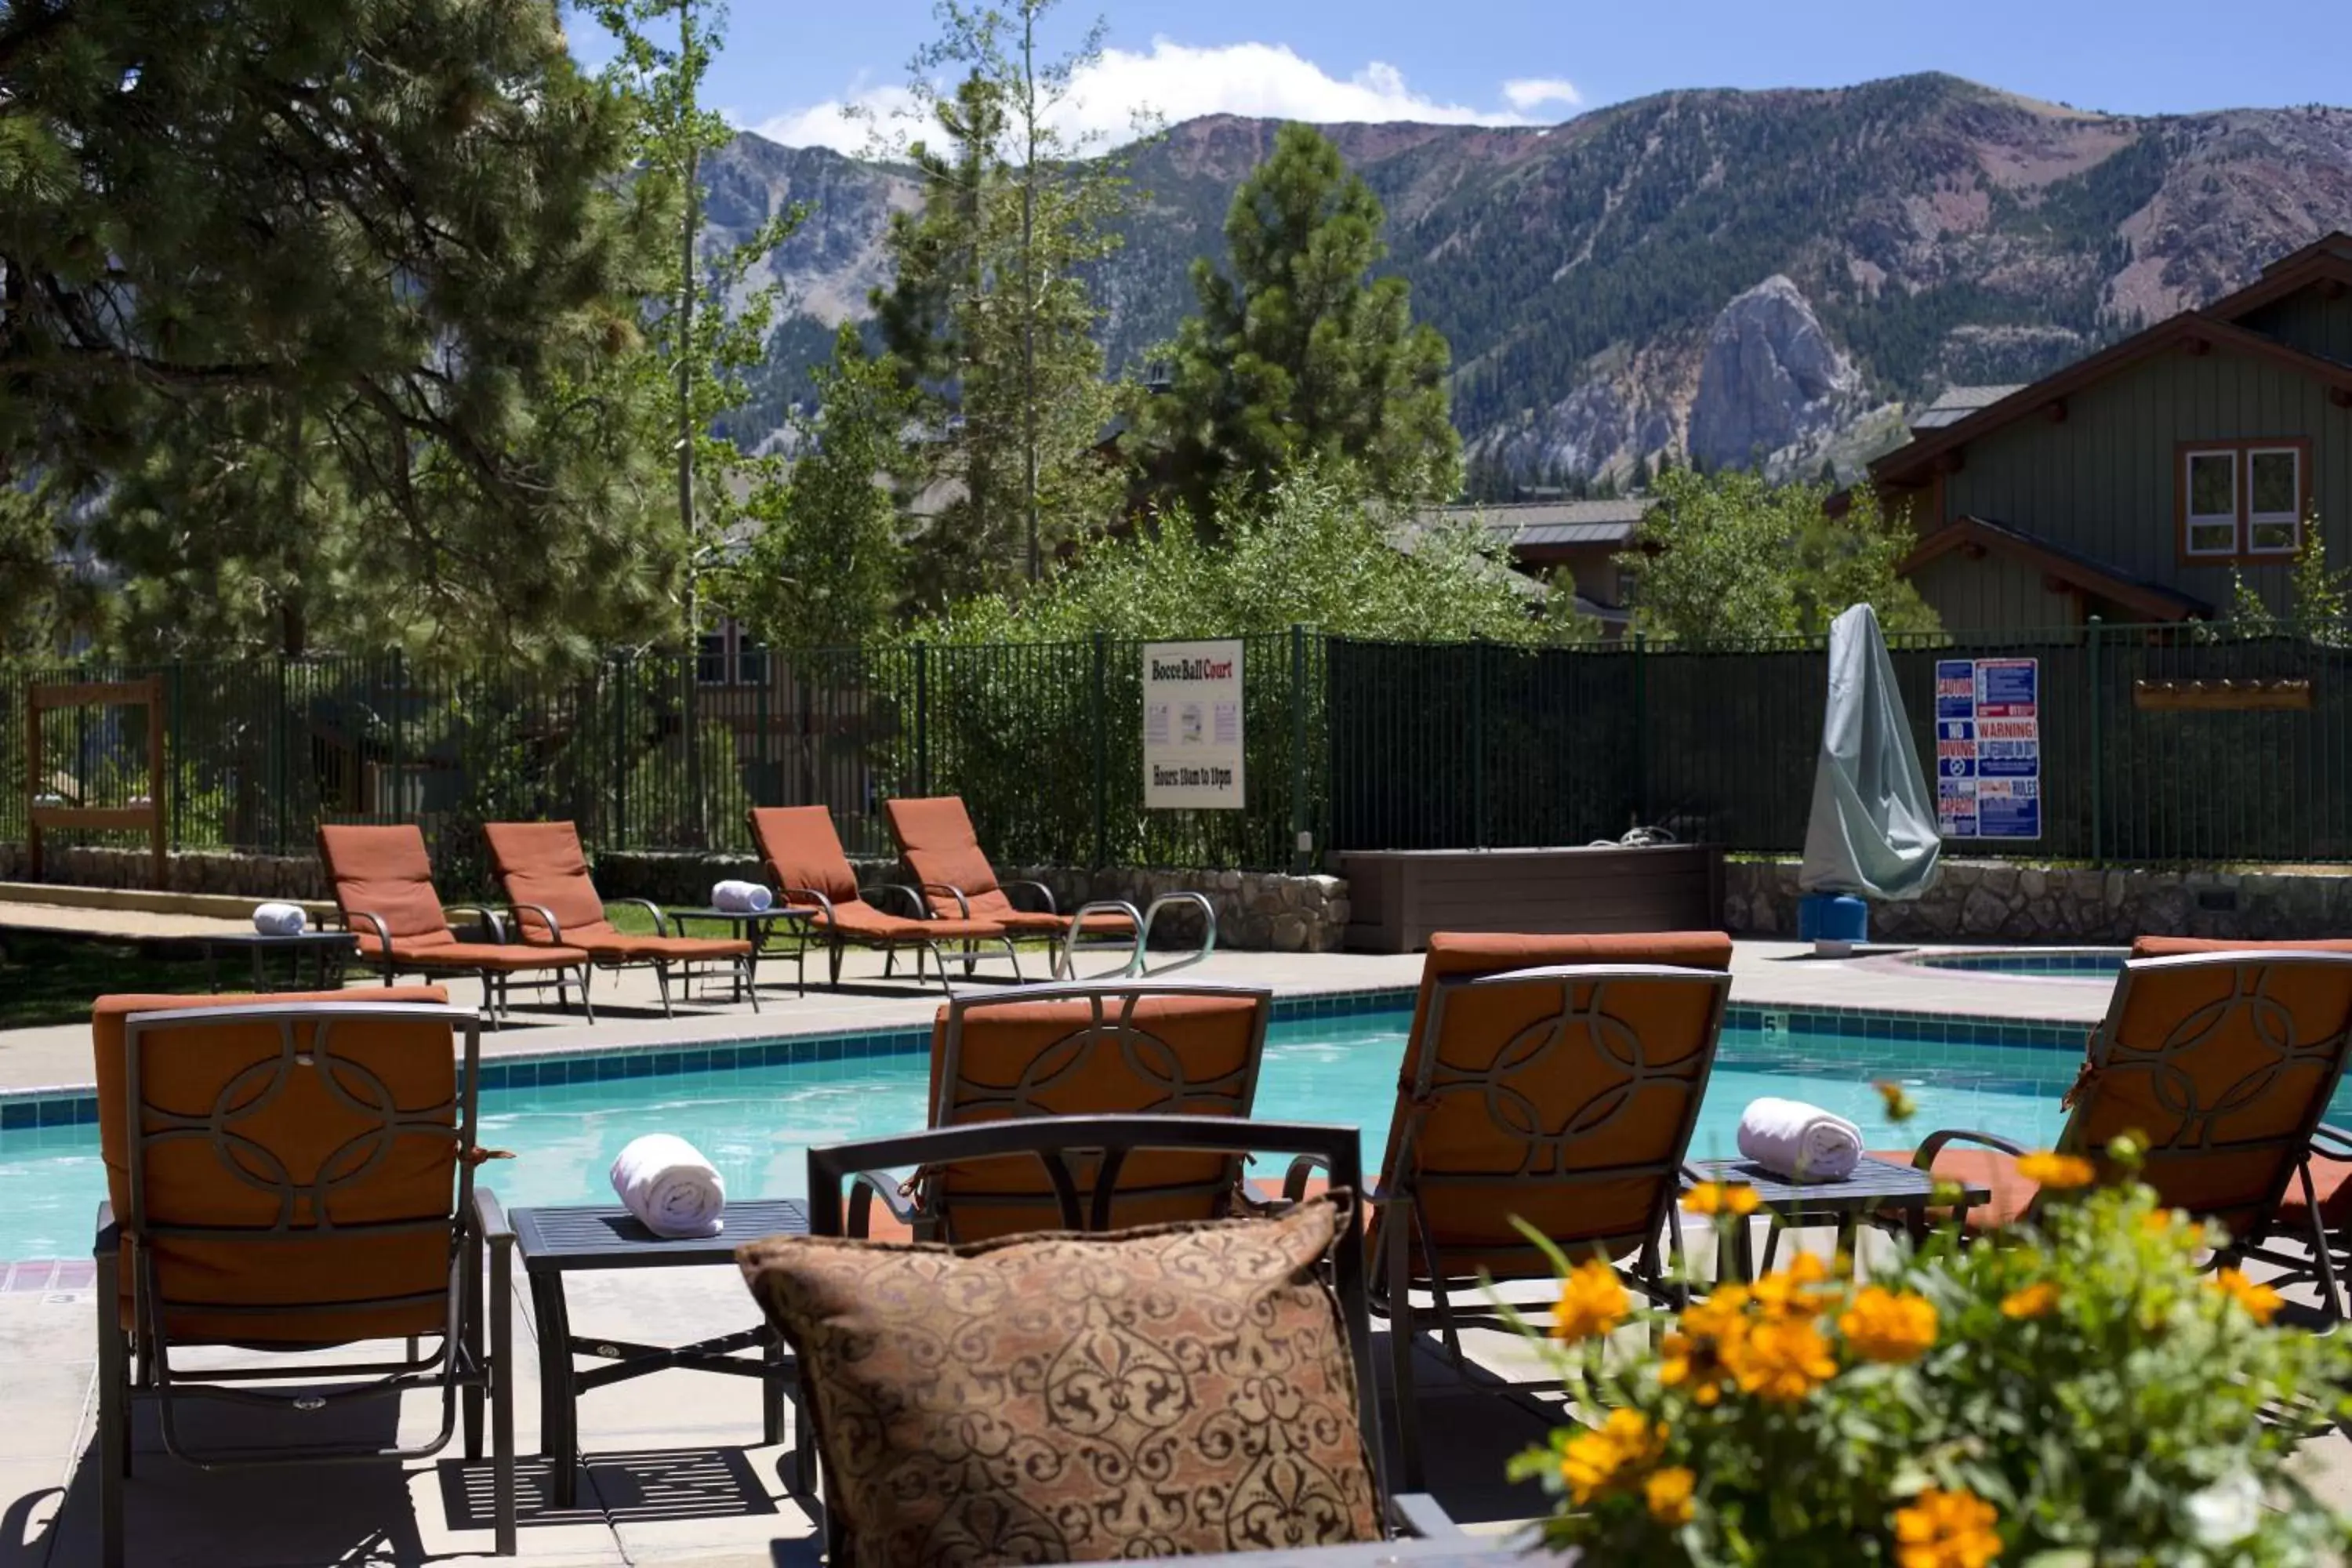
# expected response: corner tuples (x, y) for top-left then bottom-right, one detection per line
(737, 1195), (1381, 1566)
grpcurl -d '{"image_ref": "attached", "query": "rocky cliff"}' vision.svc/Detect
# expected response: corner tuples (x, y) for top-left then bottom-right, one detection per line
(704, 74), (2352, 485)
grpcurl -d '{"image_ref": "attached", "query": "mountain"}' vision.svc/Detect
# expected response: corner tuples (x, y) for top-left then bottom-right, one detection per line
(702, 73), (2352, 484)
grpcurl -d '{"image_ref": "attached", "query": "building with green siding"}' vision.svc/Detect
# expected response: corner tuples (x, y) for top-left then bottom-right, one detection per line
(1871, 231), (2352, 632)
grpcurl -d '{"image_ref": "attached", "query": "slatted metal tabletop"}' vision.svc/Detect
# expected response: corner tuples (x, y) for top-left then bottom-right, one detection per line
(509, 1200), (811, 1507)
(1682, 1155), (1992, 1282)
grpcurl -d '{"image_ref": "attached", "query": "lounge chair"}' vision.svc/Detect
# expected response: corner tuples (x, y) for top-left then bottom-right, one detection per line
(847, 979), (1272, 1246)
(1341, 931), (1735, 1487)
(746, 805), (1017, 993)
(881, 793), (1215, 978)
(93, 990), (516, 1565)
(484, 820), (761, 1017)
(1889, 949), (2352, 1319)
(767, 1115), (1461, 1563)
(318, 823), (592, 1024)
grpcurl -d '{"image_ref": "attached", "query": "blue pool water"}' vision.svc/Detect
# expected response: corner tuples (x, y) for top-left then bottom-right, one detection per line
(1907, 949), (2125, 978)
(0, 1004), (2187, 1261)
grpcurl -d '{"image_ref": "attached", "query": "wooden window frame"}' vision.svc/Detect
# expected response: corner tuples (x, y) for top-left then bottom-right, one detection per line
(2175, 437), (2312, 564)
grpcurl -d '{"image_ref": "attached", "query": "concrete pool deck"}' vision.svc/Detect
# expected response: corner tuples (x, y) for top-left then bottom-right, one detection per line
(8, 916), (2322, 1566)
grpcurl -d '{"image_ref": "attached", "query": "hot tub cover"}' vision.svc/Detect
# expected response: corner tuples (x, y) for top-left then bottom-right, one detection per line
(1798, 603), (1941, 902)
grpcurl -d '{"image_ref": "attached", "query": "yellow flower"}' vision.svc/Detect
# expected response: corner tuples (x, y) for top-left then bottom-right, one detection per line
(1645, 1465), (1697, 1526)
(1558, 1408), (1667, 1504)
(1999, 1282), (2059, 1320)
(1839, 1286), (1939, 1363)
(1682, 1181), (1762, 1217)
(1660, 1287), (1750, 1405)
(1875, 1079), (1918, 1123)
(1552, 1258), (1632, 1342)
(2207, 1268), (2282, 1325)
(1893, 1487), (2002, 1568)
(2014, 1150), (2096, 1190)
(1724, 1316), (1838, 1402)
(1750, 1252), (1835, 1320)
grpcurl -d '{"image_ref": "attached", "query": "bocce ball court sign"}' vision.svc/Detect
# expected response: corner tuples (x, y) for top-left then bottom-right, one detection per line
(1143, 640), (1244, 809)
(1935, 656), (2040, 840)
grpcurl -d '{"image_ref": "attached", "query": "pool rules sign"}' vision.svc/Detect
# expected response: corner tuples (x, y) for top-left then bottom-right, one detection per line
(1935, 657), (2041, 840)
(1143, 641), (1244, 809)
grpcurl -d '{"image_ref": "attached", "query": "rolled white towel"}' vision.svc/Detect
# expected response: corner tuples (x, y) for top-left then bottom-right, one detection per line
(610, 1134), (726, 1238)
(1736, 1097), (1864, 1184)
(252, 902), (308, 936)
(710, 880), (773, 914)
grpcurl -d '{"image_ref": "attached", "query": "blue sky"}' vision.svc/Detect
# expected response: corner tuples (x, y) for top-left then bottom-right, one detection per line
(568, 0), (2352, 151)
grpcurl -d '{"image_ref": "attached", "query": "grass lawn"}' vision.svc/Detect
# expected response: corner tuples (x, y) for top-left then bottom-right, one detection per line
(0, 931), (216, 1031)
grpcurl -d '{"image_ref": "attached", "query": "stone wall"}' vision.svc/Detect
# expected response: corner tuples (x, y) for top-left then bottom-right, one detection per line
(1726, 858), (2352, 944)
(0, 844), (325, 899)
(593, 851), (1351, 953)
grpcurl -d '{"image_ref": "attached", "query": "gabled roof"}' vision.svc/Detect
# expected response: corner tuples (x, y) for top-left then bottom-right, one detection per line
(2205, 230), (2352, 324)
(1872, 306), (2352, 488)
(1897, 515), (2212, 622)
(1415, 497), (1654, 550)
(1909, 384), (2026, 430)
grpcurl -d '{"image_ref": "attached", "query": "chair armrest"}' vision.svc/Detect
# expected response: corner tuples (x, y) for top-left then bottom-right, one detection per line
(1282, 1153), (1327, 1203)
(1388, 1491), (1466, 1539)
(916, 882), (974, 920)
(345, 909), (397, 956)
(94, 1200), (118, 1257)
(473, 1186), (516, 1252)
(1910, 1128), (2031, 1167)
(847, 1171), (921, 1238)
(1004, 880), (1058, 916)
(505, 902), (563, 944)
(867, 883), (929, 920)
(786, 887), (839, 924)
(2313, 1124), (2352, 1161)
(607, 898), (669, 938)
(445, 905), (507, 943)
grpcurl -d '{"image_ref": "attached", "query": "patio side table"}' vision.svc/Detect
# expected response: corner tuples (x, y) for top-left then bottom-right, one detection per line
(1682, 1155), (1992, 1283)
(193, 930), (357, 994)
(509, 1199), (808, 1508)
(664, 906), (815, 1000)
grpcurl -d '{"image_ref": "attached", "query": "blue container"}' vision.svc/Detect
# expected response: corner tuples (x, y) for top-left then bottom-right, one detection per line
(1798, 893), (1868, 953)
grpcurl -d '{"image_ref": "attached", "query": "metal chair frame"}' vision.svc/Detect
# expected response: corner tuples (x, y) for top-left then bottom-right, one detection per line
(503, 897), (759, 1019)
(96, 1001), (516, 1566)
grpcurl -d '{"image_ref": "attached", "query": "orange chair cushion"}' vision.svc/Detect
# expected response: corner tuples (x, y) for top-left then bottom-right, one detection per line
(1866, 1147), (2039, 1231)
(2132, 937), (2352, 958)
(318, 824), (454, 951)
(565, 931), (750, 963)
(2276, 1154), (2352, 1229)
(485, 821), (613, 940)
(815, 901), (1006, 942)
(95, 988), (460, 1341)
(921, 992), (1266, 1243)
(389, 938), (590, 972)
(884, 795), (1002, 905)
(748, 806), (861, 906)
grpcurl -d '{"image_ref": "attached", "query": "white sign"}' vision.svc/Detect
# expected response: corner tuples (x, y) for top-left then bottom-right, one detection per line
(1143, 640), (1244, 809)
(1934, 657), (2042, 840)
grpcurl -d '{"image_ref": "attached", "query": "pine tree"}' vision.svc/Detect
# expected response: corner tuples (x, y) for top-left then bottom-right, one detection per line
(871, 2), (1135, 608)
(8, 0), (670, 662)
(1144, 124), (1460, 525)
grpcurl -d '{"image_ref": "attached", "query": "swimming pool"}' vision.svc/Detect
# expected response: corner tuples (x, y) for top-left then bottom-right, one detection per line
(1904, 949), (2126, 979)
(0, 998), (2163, 1261)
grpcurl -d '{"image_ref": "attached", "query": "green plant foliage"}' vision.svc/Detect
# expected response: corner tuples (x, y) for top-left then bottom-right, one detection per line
(1142, 124), (1460, 521)
(1515, 1166), (2352, 1565)
(2230, 519), (2351, 644)
(1624, 470), (1941, 646)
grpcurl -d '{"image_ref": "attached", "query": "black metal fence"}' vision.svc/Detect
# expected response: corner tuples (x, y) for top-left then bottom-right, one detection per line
(6, 621), (2348, 882)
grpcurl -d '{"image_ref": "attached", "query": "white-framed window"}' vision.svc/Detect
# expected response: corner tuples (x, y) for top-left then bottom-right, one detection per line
(736, 636), (769, 687)
(2246, 446), (2303, 554)
(2180, 440), (2307, 561)
(695, 630), (730, 686)
(695, 621), (771, 687)
(2183, 448), (2239, 557)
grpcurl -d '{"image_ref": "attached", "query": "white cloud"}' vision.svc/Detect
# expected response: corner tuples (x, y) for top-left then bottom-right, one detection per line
(1502, 77), (1582, 112)
(752, 38), (1574, 154)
